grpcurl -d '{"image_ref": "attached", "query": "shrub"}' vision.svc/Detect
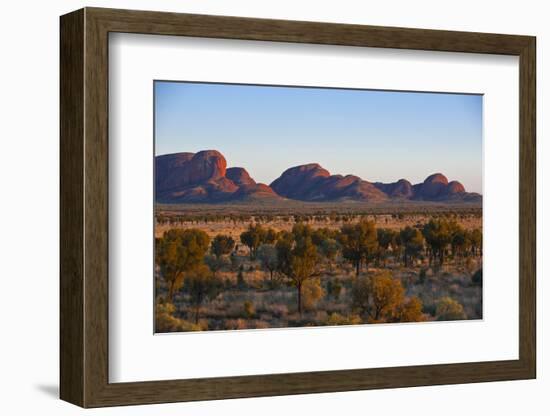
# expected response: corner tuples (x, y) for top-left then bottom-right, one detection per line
(224, 319), (248, 330)
(302, 278), (325, 311)
(353, 271), (404, 321)
(395, 296), (425, 322)
(155, 302), (202, 332)
(243, 300), (255, 318)
(326, 312), (362, 326)
(265, 303), (288, 318)
(327, 278), (343, 300)
(436, 297), (467, 321)
(253, 320), (270, 329)
(472, 268), (482, 285)
(352, 270), (426, 323)
(181, 264), (223, 324)
(422, 302), (437, 317)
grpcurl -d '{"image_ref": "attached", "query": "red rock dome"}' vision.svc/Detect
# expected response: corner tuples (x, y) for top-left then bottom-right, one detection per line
(420, 173), (449, 198)
(226, 167), (256, 187)
(446, 180), (466, 194)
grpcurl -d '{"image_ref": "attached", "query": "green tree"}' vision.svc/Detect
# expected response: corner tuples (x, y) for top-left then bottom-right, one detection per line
(240, 225), (263, 259)
(435, 297), (467, 321)
(292, 222), (314, 241)
(368, 271), (404, 322)
(338, 220), (379, 276)
(275, 231), (294, 278)
(210, 234), (235, 259)
(400, 226), (424, 267)
(469, 228), (483, 256)
(204, 254), (228, 278)
(276, 230), (319, 316)
(264, 227), (278, 244)
(302, 278), (325, 311)
(311, 227), (339, 246)
(289, 237), (318, 316)
(181, 264), (222, 324)
(392, 232), (404, 264)
(257, 244), (279, 281)
(317, 237), (340, 271)
(422, 219), (452, 266)
(155, 228), (210, 302)
(240, 224), (277, 259)
(376, 228), (397, 266)
(450, 226), (469, 261)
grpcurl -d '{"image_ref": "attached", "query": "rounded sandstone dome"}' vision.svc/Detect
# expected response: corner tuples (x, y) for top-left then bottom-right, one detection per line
(184, 150), (227, 184)
(446, 180), (466, 194)
(420, 173), (449, 198)
(226, 167), (256, 186)
(390, 179), (413, 198)
(270, 163), (330, 198)
(424, 173), (449, 185)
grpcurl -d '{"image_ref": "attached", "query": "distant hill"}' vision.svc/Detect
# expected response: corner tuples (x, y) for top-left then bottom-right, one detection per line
(270, 164), (388, 202)
(155, 150), (280, 203)
(155, 150), (481, 204)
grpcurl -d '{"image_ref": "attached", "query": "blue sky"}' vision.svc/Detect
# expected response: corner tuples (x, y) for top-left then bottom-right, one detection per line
(155, 81), (482, 193)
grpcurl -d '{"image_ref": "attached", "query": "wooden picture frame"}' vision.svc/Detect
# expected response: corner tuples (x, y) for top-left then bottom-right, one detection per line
(60, 7), (536, 408)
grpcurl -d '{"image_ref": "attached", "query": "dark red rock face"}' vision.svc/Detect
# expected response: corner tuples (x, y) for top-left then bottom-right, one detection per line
(425, 173), (449, 185)
(270, 164), (330, 199)
(270, 165), (387, 202)
(232, 183), (278, 201)
(155, 151), (281, 203)
(155, 150), (481, 204)
(155, 150), (226, 192)
(154, 152), (195, 192)
(410, 174), (478, 201)
(446, 181), (466, 194)
(182, 150), (227, 185)
(226, 167), (256, 187)
(418, 173), (449, 199)
(374, 179), (413, 198)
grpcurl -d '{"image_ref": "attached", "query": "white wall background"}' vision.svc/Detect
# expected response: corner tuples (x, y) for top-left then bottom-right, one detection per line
(0, 0), (545, 414)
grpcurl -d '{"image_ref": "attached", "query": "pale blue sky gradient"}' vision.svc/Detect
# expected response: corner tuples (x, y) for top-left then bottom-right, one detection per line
(155, 81), (482, 193)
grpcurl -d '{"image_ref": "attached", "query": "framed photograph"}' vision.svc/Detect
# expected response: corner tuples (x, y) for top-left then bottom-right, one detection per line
(60, 7), (536, 408)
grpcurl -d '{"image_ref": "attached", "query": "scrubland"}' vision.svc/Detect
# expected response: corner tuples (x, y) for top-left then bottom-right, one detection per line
(155, 204), (482, 332)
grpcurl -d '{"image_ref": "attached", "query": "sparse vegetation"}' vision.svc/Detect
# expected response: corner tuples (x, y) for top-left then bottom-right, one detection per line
(155, 205), (482, 332)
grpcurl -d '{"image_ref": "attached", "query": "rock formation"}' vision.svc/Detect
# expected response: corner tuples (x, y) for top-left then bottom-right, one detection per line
(155, 150), (481, 204)
(155, 151), (280, 203)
